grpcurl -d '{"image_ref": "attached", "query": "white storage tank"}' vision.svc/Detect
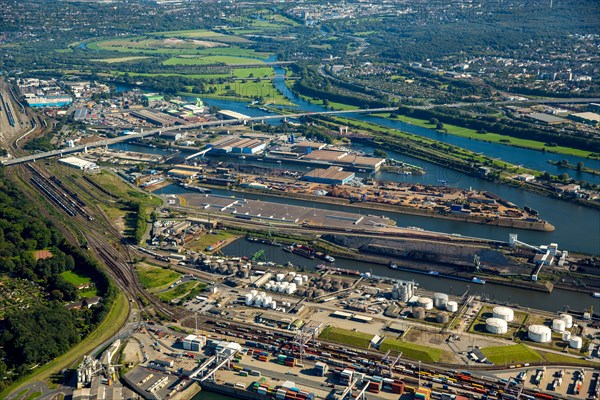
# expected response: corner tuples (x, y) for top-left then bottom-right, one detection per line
(446, 301), (458, 312)
(417, 297), (434, 310)
(560, 314), (573, 328)
(276, 273), (285, 282)
(433, 293), (449, 309)
(302, 275), (309, 283)
(493, 306), (515, 322)
(562, 331), (571, 341)
(294, 277), (303, 286)
(552, 319), (566, 332)
(271, 300), (277, 310)
(528, 325), (552, 343)
(569, 336), (583, 349)
(486, 318), (508, 334)
(289, 272), (297, 278)
(259, 291), (266, 298)
(286, 286), (296, 295)
(245, 293), (254, 306)
(250, 290), (258, 297)
(265, 283), (272, 291)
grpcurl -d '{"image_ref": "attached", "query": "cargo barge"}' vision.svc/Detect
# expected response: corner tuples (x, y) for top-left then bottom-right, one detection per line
(316, 264), (361, 276)
(389, 262), (486, 284)
(283, 244), (315, 259)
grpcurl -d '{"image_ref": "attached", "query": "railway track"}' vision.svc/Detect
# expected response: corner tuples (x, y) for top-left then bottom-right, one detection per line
(17, 163), (189, 323)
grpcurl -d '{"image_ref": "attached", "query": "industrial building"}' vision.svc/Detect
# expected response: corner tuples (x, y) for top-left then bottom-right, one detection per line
(183, 334), (206, 351)
(301, 149), (385, 171)
(167, 168), (199, 180)
(301, 166), (355, 185)
(569, 112), (600, 126)
(59, 156), (100, 172)
(292, 141), (328, 154)
(130, 109), (185, 127)
(207, 136), (266, 155)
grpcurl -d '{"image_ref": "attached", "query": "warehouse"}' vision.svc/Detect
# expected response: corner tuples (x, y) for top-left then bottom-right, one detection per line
(293, 141), (328, 154)
(207, 136), (266, 154)
(302, 166), (355, 185)
(302, 149), (385, 171)
(59, 156), (99, 172)
(167, 169), (198, 179)
(130, 109), (185, 127)
(569, 112), (600, 126)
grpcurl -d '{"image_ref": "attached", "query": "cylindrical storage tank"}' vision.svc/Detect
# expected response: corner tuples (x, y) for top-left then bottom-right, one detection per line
(562, 331), (571, 341)
(417, 297), (434, 310)
(245, 293), (253, 305)
(569, 336), (583, 349)
(289, 272), (296, 278)
(552, 319), (566, 332)
(433, 293), (449, 309)
(276, 273), (285, 282)
(286, 286), (296, 295)
(259, 291), (266, 298)
(560, 314), (573, 328)
(493, 306), (514, 322)
(294, 277), (303, 286)
(302, 275), (309, 283)
(412, 307), (426, 319)
(446, 301), (458, 312)
(528, 325), (552, 343)
(271, 301), (277, 310)
(486, 318), (508, 334)
(436, 312), (449, 324)
(250, 290), (258, 297)
(263, 297), (271, 308)
(264, 283), (272, 291)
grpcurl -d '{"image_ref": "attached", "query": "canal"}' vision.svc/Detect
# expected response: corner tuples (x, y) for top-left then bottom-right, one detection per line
(216, 238), (598, 315)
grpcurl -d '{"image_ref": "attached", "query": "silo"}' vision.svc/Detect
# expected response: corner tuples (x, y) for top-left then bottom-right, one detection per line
(271, 301), (277, 310)
(276, 273), (285, 282)
(302, 275), (309, 284)
(493, 306), (514, 322)
(562, 331), (571, 341)
(250, 290), (258, 297)
(294, 276), (303, 287)
(245, 293), (254, 306)
(264, 282), (272, 291)
(552, 319), (566, 332)
(289, 272), (297, 278)
(486, 318), (508, 334)
(560, 314), (573, 328)
(528, 325), (552, 343)
(436, 312), (449, 324)
(417, 297), (434, 310)
(433, 293), (449, 309)
(569, 336), (583, 349)
(412, 307), (426, 319)
(446, 301), (458, 312)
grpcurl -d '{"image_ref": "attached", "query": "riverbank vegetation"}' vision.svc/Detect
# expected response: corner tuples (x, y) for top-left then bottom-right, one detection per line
(0, 171), (117, 393)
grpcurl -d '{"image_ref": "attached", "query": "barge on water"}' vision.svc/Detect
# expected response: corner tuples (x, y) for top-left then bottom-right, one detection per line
(389, 262), (486, 284)
(316, 264), (361, 276)
(283, 244), (316, 259)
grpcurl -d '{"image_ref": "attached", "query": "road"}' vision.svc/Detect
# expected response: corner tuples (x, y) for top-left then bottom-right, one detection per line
(1, 107), (396, 166)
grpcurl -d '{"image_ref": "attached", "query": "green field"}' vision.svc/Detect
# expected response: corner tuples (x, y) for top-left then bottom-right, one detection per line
(93, 56), (151, 63)
(61, 270), (91, 286)
(163, 55), (265, 66)
(381, 113), (593, 158)
(539, 350), (600, 366)
(188, 231), (238, 253)
(195, 80), (293, 106)
(378, 338), (442, 362)
(158, 281), (200, 303)
(136, 264), (181, 290)
(318, 326), (374, 349)
(480, 344), (543, 365)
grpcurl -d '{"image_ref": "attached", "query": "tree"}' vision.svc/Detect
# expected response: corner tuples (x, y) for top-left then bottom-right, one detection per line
(436, 122), (444, 130)
(576, 162), (584, 171)
(429, 118), (439, 125)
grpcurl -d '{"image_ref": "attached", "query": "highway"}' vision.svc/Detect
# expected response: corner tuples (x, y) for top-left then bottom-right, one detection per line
(1, 107), (396, 166)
